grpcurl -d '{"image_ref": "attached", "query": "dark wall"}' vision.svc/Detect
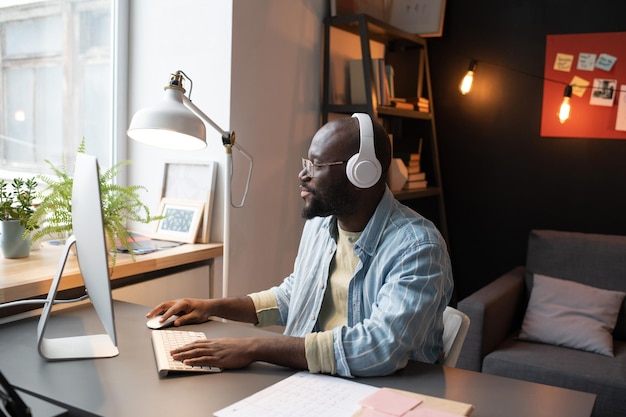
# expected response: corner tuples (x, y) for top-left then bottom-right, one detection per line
(427, 0), (626, 300)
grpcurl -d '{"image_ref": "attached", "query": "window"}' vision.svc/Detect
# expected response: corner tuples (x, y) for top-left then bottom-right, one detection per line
(0, 0), (124, 177)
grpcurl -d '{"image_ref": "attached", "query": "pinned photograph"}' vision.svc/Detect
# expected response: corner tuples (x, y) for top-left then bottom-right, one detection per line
(589, 78), (617, 107)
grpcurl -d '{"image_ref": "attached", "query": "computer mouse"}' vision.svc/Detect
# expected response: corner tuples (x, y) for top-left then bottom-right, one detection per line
(146, 314), (179, 329)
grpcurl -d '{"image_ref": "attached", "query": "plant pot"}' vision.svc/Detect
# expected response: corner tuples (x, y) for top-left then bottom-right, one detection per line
(1, 219), (31, 259)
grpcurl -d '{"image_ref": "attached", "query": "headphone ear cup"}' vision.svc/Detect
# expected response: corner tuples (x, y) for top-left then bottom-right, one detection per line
(346, 152), (382, 188)
(347, 113), (382, 188)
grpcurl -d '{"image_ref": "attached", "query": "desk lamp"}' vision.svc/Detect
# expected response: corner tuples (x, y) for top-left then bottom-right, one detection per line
(127, 70), (252, 298)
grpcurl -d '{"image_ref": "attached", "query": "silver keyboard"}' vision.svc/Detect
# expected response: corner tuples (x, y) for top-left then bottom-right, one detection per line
(151, 330), (222, 377)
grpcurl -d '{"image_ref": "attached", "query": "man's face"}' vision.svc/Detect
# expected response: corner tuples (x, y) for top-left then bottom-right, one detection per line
(300, 124), (358, 220)
(300, 168), (356, 219)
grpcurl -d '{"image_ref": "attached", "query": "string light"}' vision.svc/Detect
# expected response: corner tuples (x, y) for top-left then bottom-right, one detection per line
(459, 58), (626, 124)
(558, 85), (573, 124)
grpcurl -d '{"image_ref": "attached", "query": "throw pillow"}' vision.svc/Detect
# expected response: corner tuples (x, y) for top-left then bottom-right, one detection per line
(519, 273), (626, 356)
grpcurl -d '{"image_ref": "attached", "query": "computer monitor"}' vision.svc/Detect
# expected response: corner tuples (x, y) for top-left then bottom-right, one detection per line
(36, 153), (119, 360)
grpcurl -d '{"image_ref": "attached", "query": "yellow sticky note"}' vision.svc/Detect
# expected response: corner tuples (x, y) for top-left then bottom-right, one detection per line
(570, 76), (590, 98)
(554, 53), (574, 72)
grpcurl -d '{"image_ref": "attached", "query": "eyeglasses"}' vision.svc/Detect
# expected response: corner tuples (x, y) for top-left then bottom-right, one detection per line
(301, 158), (346, 178)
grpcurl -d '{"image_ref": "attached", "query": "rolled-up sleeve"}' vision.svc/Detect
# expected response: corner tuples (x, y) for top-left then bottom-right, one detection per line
(248, 289), (280, 327)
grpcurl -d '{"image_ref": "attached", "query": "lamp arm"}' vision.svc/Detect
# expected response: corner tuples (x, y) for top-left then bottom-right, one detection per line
(182, 94), (253, 209)
(182, 95), (229, 140)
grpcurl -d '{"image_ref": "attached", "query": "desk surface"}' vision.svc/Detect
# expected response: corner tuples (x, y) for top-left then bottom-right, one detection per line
(0, 242), (223, 304)
(0, 301), (596, 417)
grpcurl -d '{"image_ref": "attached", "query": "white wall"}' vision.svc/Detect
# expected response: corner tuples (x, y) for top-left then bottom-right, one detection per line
(127, 0), (325, 299)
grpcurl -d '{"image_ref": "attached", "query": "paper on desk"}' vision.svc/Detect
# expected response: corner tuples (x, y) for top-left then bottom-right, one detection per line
(214, 372), (473, 417)
(213, 371), (378, 417)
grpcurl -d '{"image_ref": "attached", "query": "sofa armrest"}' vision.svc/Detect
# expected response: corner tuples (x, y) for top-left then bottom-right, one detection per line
(456, 266), (527, 371)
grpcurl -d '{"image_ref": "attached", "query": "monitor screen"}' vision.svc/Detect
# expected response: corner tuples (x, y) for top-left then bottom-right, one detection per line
(36, 153), (118, 360)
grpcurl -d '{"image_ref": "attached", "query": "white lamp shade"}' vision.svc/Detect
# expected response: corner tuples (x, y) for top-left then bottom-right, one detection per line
(127, 88), (207, 150)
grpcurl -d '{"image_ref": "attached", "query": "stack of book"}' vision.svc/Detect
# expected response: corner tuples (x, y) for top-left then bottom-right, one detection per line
(390, 97), (430, 113)
(403, 153), (428, 190)
(395, 138), (427, 190)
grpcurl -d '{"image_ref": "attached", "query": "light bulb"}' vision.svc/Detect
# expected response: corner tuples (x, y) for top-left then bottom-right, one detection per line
(558, 97), (571, 124)
(558, 85), (573, 124)
(459, 71), (474, 95)
(459, 60), (477, 95)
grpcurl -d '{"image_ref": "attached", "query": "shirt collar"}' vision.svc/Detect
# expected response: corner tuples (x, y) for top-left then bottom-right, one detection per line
(324, 186), (394, 256)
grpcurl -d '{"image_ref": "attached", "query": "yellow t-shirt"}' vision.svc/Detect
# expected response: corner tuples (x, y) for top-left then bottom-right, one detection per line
(318, 227), (360, 330)
(249, 226), (360, 375)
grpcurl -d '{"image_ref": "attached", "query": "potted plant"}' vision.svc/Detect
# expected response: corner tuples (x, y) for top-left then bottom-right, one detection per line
(28, 139), (161, 265)
(0, 177), (38, 258)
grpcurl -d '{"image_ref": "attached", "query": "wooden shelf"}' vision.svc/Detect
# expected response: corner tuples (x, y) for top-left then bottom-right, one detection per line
(326, 13), (426, 48)
(327, 104), (431, 120)
(393, 187), (442, 201)
(377, 106), (431, 119)
(321, 12), (448, 242)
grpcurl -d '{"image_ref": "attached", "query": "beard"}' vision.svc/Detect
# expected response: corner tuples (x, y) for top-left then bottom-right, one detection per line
(301, 181), (357, 219)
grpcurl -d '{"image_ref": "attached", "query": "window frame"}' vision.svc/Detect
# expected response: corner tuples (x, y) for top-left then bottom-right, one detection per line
(0, 0), (128, 183)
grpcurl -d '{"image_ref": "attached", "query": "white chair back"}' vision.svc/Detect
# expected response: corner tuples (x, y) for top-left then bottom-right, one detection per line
(442, 306), (470, 367)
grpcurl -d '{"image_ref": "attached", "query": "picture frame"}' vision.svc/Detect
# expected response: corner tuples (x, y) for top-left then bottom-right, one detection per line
(154, 198), (205, 244)
(388, 0), (447, 38)
(161, 161), (217, 243)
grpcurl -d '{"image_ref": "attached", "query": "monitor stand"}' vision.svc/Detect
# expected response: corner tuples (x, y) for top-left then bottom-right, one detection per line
(36, 236), (119, 360)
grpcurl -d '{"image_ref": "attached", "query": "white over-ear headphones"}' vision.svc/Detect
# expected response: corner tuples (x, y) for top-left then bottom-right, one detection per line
(346, 113), (382, 188)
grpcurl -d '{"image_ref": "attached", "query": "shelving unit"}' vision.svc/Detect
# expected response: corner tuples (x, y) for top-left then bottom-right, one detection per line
(321, 13), (448, 242)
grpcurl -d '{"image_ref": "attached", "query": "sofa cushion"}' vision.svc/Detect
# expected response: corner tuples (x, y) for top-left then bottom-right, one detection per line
(519, 274), (625, 356)
(483, 338), (626, 417)
(525, 230), (626, 340)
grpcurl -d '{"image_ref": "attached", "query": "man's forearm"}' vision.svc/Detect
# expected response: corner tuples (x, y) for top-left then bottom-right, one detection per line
(171, 334), (308, 371)
(211, 296), (259, 324)
(249, 336), (308, 370)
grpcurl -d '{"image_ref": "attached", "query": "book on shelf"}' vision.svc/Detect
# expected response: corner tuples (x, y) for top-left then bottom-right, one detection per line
(386, 64), (395, 98)
(349, 59), (377, 106)
(389, 97), (430, 113)
(349, 58), (391, 106)
(374, 58), (391, 106)
(409, 151), (421, 161)
(408, 171), (426, 181)
(403, 179), (428, 190)
(391, 101), (416, 110)
(394, 154), (421, 171)
(407, 162), (421, 174)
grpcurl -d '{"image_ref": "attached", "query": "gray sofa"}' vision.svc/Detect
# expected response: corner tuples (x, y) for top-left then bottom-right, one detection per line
(457, 229), (626, 417)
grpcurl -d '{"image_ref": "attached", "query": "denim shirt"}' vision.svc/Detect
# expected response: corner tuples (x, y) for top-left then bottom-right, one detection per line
(271, 187), (453, 377)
